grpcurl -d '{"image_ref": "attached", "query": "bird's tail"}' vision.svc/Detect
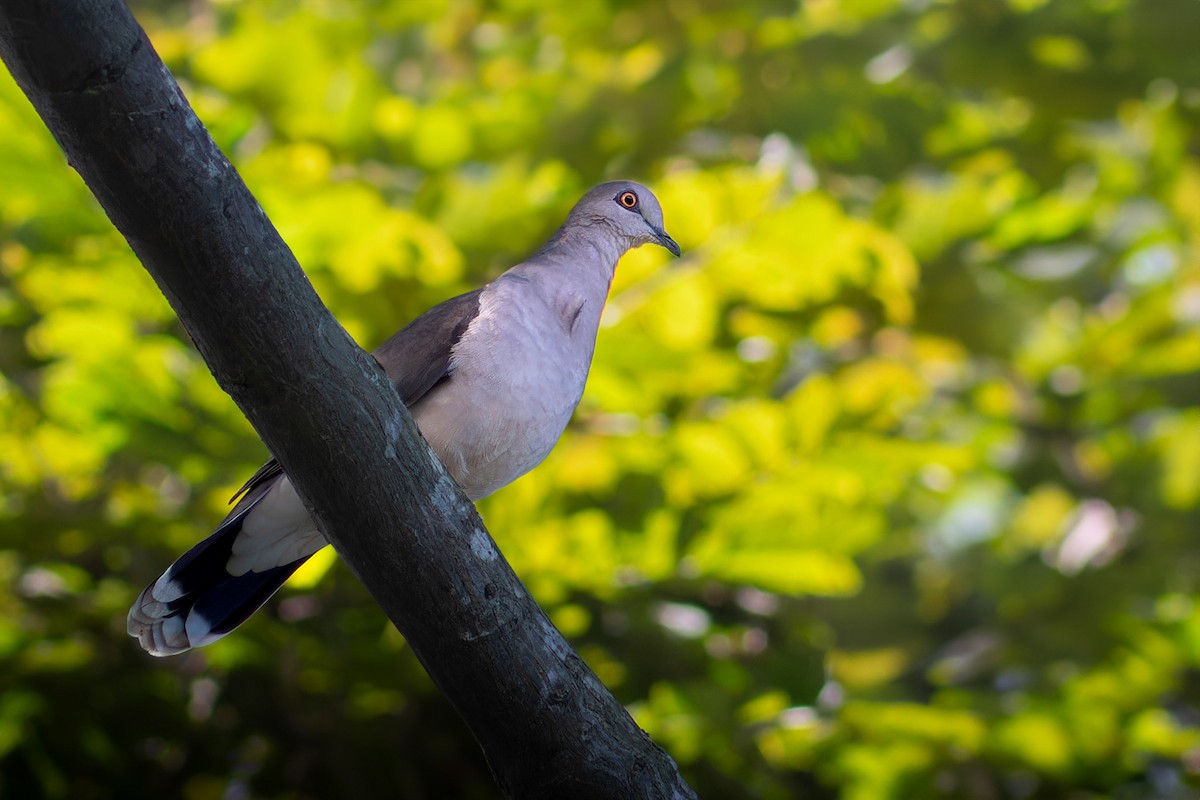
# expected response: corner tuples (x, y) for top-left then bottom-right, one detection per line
(127, 489), (312, 657)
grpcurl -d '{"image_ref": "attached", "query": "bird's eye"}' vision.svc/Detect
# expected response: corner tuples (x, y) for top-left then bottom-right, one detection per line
(617, 191), (638, 209)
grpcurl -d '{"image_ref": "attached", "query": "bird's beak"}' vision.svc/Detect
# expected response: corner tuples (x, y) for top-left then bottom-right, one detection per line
(654, 228), (682, 258)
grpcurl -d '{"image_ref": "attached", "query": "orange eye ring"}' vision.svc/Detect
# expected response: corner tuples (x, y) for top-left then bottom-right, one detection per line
(618, 191), (638, 209)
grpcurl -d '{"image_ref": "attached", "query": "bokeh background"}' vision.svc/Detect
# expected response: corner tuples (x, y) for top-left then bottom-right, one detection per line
(3, 0), (1200, 797)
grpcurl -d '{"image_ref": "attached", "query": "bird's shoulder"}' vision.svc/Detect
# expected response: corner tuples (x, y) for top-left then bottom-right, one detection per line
(372, 287), (485, 406)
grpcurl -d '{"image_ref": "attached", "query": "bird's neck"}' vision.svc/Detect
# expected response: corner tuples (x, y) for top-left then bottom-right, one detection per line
(522, 224), (624, 296)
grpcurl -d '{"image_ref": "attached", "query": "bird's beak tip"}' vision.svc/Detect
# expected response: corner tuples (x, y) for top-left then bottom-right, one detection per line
(658, 231), (682, 258)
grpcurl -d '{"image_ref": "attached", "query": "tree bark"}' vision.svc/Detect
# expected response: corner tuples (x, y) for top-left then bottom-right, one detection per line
(0, 3), (697, 798)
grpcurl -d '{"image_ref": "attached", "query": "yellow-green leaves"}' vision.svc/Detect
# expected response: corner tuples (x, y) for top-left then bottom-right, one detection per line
(4, 0), (1200, 796)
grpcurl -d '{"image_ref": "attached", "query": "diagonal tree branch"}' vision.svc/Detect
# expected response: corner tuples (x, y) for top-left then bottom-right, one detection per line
(0, 2), (696, 797)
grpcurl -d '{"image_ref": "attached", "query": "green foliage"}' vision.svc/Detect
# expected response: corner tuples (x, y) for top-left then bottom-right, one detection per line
(3, 0), (1200, 796)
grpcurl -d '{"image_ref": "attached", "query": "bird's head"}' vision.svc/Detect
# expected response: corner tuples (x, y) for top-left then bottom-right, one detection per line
(569, 180), (681, 257)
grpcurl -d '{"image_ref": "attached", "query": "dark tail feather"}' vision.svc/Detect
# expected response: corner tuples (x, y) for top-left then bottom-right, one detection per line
(127, 485), (312, 657)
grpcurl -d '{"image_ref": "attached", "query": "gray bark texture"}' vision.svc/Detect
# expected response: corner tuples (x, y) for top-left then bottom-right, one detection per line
(0, 2), (698, 798)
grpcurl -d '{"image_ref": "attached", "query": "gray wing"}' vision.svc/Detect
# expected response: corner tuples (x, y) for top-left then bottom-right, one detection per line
(229, 288), (484, 505)
(372, 287), (483, 406)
